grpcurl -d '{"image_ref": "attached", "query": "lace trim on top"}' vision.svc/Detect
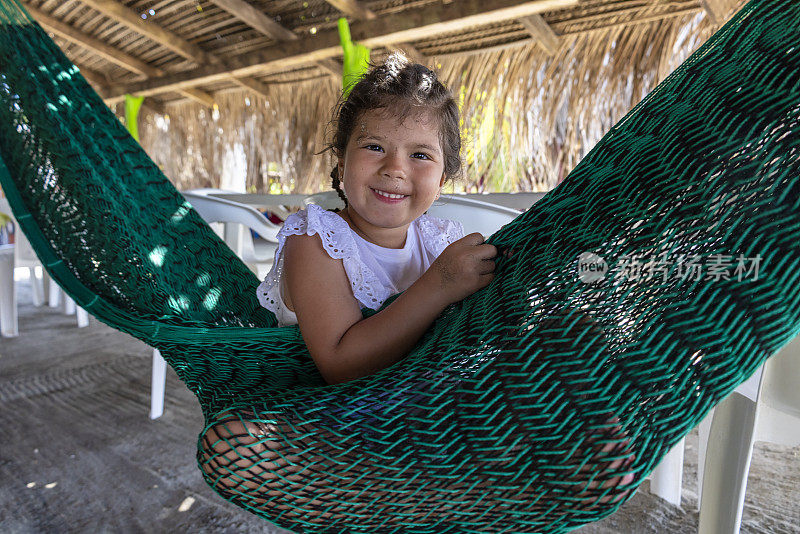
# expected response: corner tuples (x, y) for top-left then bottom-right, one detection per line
(416, 213), (462, 257)
(256, 204), (463, 319)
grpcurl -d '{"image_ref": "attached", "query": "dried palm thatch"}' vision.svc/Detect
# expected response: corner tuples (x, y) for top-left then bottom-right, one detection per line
(138, 76), (341, 194)
(134, 2), (738, 193)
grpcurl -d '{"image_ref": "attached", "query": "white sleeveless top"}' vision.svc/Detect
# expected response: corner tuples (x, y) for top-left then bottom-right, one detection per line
(257, 203), (464, 326)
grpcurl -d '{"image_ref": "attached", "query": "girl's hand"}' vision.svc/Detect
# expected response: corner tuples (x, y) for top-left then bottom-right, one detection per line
(424, 232), (497, 305)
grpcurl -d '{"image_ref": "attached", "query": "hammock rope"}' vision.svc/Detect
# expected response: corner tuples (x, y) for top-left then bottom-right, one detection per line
(1, 0), (798, 532)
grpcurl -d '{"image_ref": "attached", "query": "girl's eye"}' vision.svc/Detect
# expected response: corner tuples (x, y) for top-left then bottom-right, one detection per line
(364, 144), (382, 151)
(412, 152), (432, 160)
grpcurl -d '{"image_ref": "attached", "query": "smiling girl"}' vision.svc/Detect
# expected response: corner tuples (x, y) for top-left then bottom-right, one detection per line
(257, 54), (497, 384)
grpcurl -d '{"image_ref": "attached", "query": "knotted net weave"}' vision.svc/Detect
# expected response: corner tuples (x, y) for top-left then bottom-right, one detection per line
(0, 0), (798, 532)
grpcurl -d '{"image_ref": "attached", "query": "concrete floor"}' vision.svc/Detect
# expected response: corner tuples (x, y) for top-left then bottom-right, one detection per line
(1, 277), (798, 533)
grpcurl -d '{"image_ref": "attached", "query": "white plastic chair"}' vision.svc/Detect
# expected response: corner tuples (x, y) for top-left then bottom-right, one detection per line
(648, 366), (763, 508)
(648, 333), (800, 526)
(696, 334), (800, 533)
(149, 190), (282, 420)
(0, 197), (89, 331)
(454, 192), (545, 211)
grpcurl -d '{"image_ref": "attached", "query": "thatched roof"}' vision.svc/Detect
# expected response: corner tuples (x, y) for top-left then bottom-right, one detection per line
(22, 0), (744, 192)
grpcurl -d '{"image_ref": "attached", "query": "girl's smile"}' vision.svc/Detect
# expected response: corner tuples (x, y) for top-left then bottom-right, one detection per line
(371, 187), (409, 203)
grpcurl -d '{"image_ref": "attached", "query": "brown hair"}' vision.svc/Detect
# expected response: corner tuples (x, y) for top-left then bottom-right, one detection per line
(322, 53), (462, 208)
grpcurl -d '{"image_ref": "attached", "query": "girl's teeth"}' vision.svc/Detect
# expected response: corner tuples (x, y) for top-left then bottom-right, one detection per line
(375, 189), (405, 199)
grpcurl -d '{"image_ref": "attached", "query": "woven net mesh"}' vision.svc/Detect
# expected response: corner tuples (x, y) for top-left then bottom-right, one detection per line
(1, 0), (799, 532)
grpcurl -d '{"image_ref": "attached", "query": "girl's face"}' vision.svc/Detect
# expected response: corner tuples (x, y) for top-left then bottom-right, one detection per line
(338, 107), (446, 248)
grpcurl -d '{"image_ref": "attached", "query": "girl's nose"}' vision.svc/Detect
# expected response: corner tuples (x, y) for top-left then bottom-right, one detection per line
(381, 150), (407, 179)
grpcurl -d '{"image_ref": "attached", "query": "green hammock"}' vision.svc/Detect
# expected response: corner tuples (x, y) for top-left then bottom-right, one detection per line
(1, 0), (799, 531)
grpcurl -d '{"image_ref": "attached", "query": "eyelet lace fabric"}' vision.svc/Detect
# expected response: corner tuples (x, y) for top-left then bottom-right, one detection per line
(256, 204), (463, 322)
(417, 214), (462, 257)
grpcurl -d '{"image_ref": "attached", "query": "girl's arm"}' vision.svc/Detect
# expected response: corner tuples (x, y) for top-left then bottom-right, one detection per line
(283, 232), (496, 385)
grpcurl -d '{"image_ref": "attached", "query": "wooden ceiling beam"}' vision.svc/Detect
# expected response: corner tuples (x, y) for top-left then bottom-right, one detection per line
(77, 0), (218, 65)
(519, 14), (559, 55)
(438, 6), (704, 60)
(323, 0), (377, 21)
(179, 87), (217, 107)
(354, 0), (576, 46)
(208, 0), (298, 41)
(232, 76), (272, 100)
(27, 4), (164, 77)
(566, 7), (701, 35)
(209, 0), (344, 87)
(34, 2), (214, 107)
(76, 0), (250, 106)
(102, 0), (579, 101)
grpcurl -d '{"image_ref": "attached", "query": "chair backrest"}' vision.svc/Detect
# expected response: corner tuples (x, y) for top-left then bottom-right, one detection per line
(427, 195), (521, 237)
(304, 191), (522, 237)
(182, 191), (281, 242)
(458, 192), (545, 211)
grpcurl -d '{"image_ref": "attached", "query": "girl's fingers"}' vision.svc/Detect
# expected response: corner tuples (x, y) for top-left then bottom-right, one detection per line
(474, 244), (498, 259)
(479, 259), (495, 275)
(479, 272), (495, 284)
(460, 232), (485, 245)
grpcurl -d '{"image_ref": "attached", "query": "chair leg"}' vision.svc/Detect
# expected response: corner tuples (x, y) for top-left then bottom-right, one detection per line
(42, 269), (51, 303)
(64, 295), (76, 315)
(649, 437), (684, 507)
(76, 307), (89, 328)
(30, 266), (44, 306)
(698, 392), (759, 534)
(150, 348), (167, 420)
(47, 277), (60, 308)
(696, 409), (715, 510)
(0, 249), (18, 337)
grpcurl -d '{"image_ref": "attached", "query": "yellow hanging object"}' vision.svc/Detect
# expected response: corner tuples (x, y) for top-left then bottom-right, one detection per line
(338, 18), (370, 97)
(124, 94), (145, 142)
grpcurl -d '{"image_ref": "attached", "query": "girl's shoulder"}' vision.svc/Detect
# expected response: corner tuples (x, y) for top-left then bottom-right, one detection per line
(257, 204), (365, 319)
(414, 212), (464, 256)
(273, 204), (392, 310)
(279, 203), (356, 260)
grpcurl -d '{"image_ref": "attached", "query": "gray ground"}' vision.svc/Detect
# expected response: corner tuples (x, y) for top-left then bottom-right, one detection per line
(1, 278), (798, 533)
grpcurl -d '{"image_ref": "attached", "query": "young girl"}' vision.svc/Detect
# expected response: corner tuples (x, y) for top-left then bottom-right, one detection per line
(257, 55), (497, 385)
